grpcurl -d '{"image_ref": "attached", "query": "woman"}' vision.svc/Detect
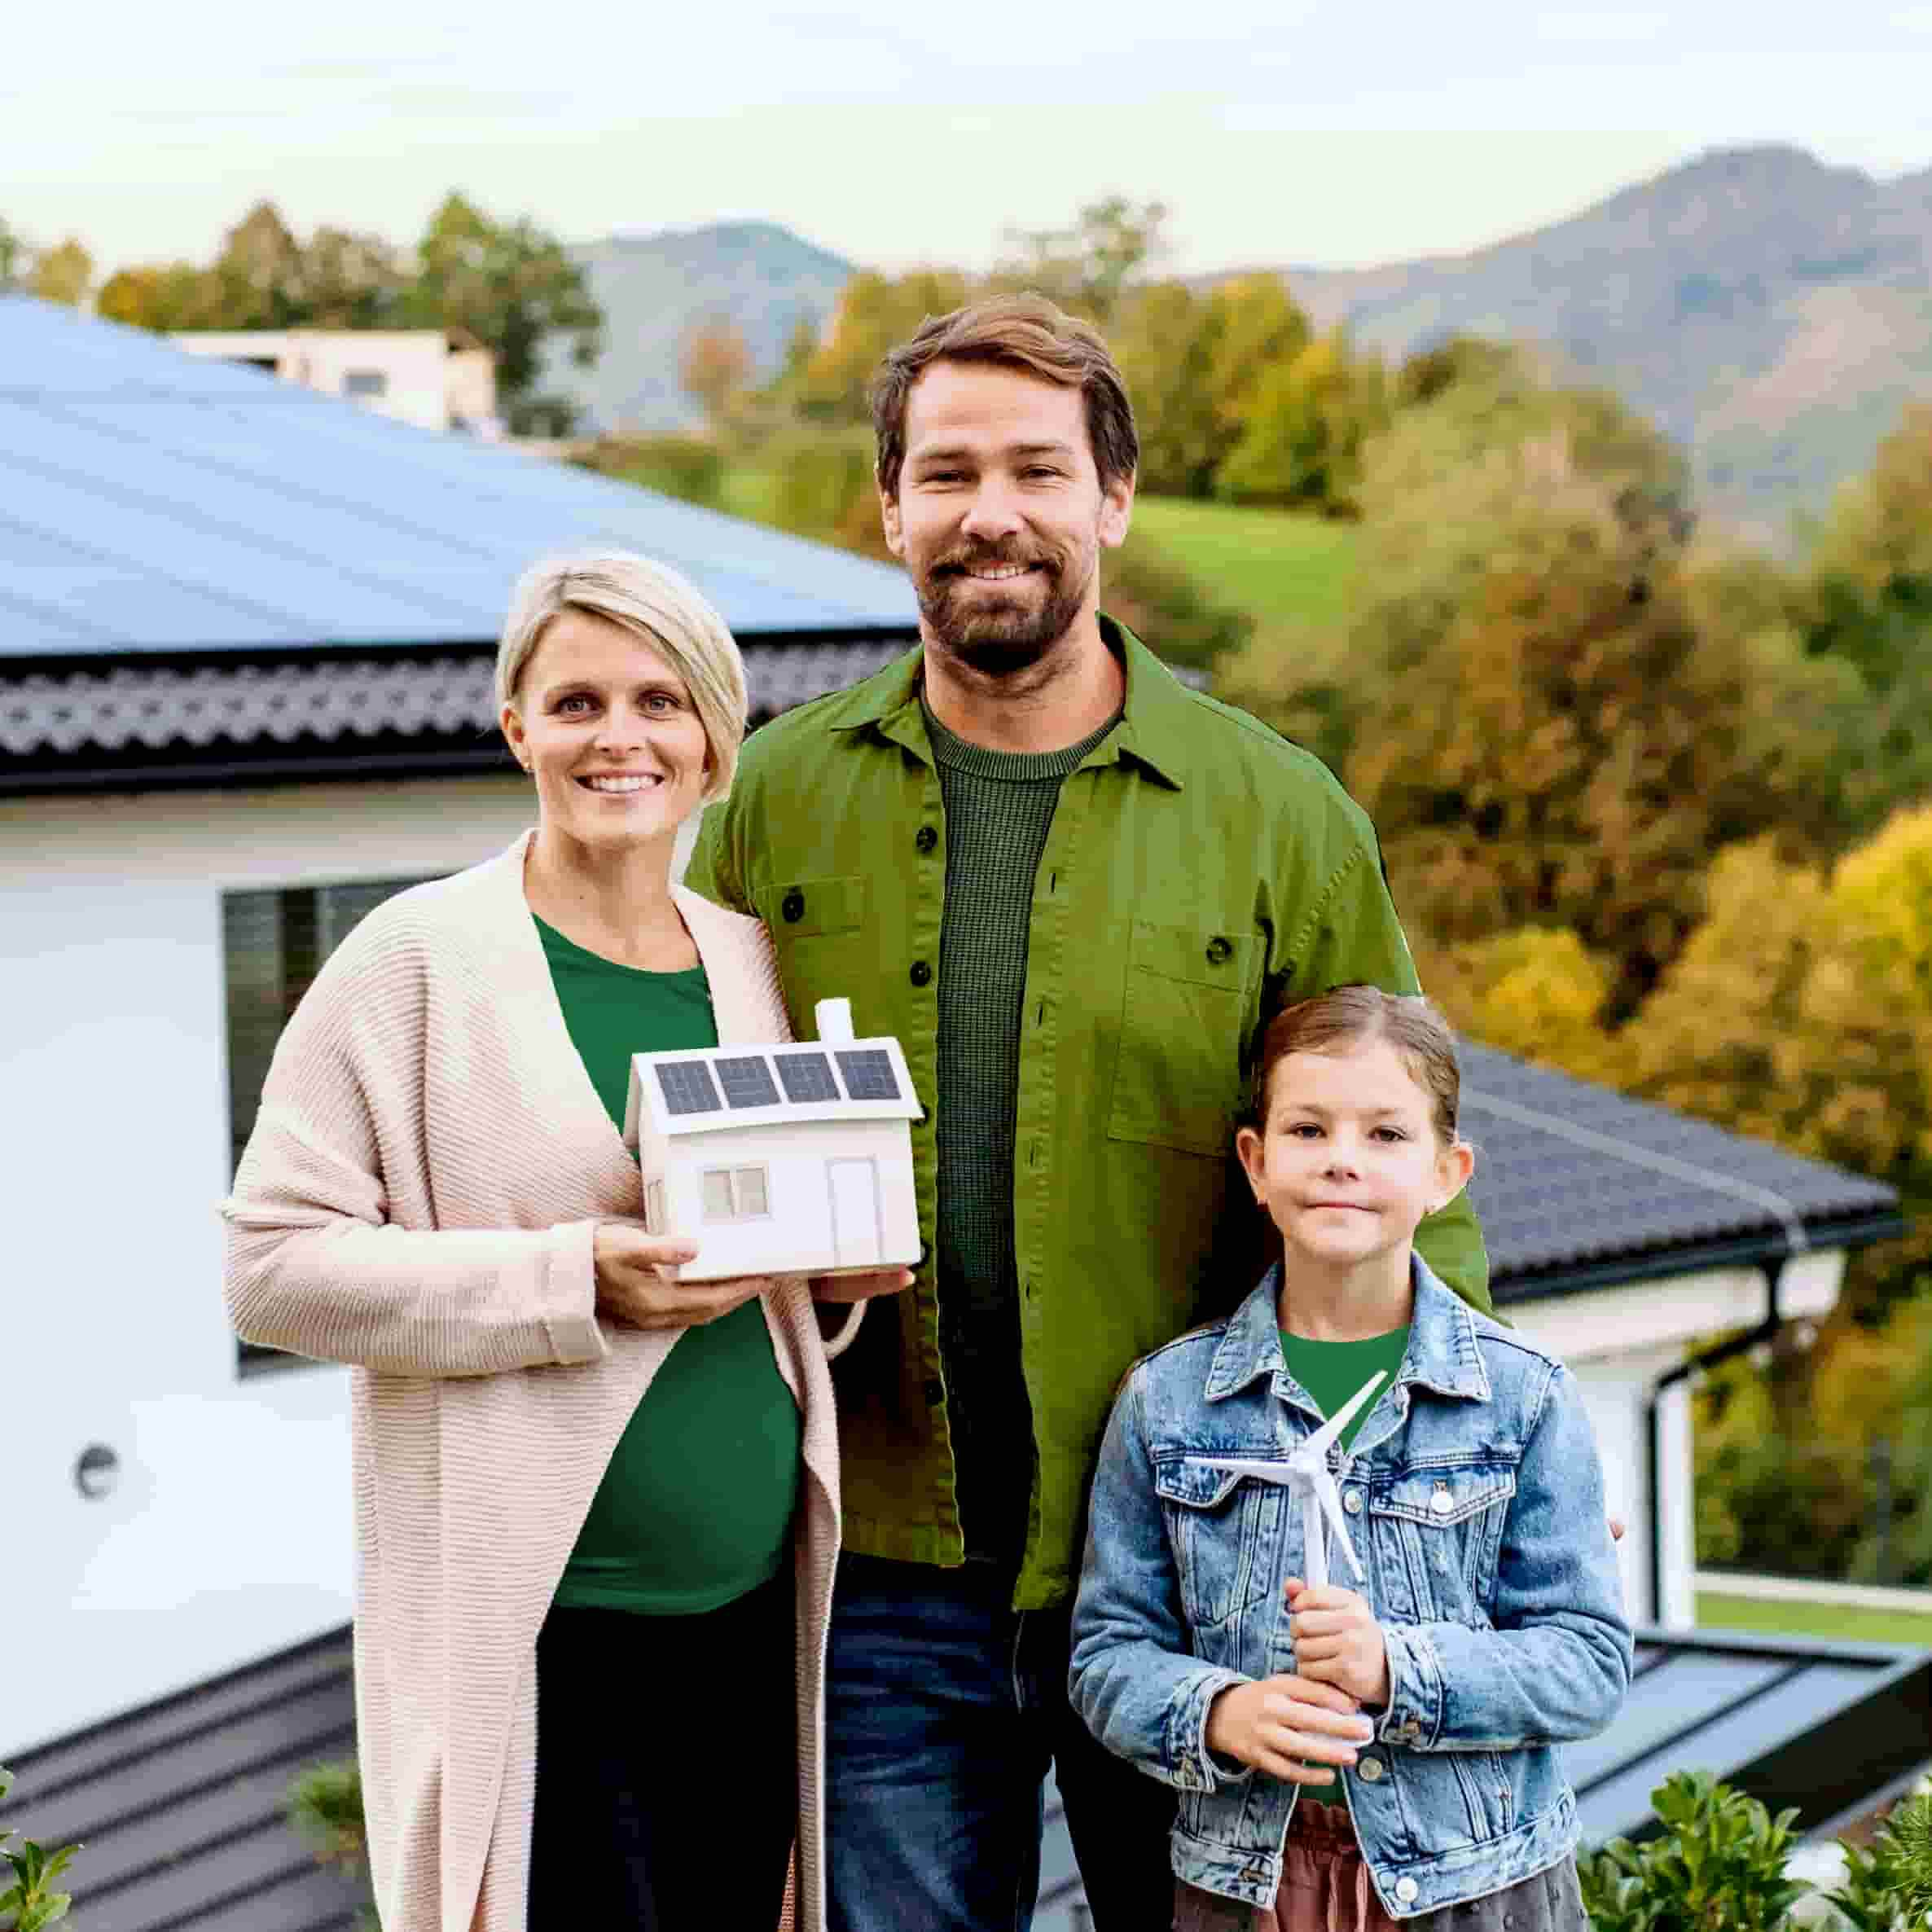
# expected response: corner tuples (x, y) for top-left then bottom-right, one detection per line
(223, 551), (905, 1932)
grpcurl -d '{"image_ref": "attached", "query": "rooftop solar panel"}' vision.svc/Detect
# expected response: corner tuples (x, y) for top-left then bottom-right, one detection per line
(655, 1060), (722, 1117)
(776, 1052), (840, 1103)
(715, 1055), (781, 1109)
(0, 294), (919, 661)
(836, 1049), (900, 1101)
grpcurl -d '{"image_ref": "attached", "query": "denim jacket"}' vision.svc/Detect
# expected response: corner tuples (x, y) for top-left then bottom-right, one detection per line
(1069, 1258), (1632, 1920)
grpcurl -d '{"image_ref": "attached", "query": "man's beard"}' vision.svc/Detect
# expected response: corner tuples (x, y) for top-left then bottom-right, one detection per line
(913, 544), (1092, 677)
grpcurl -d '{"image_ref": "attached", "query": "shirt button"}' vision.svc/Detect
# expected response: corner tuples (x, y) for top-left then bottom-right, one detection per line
(1205, 935), (1232, 965)
(923, 1377), (944, 1407)
(1395, 1877), (1420, 1904)
(916, 824), (937, 853)
(909, 959), (932, 987)
(1343, 1490), (1363, 1514)
(781, 888), (805, 923)
(1430, 1488), (1453, 1516)
(1357, 1755), (1384, 1782)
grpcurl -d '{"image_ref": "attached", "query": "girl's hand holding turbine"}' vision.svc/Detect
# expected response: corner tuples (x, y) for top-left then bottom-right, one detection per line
(1204, 1674), (1374, 1786)
(1286, 1578), (1390, 1706)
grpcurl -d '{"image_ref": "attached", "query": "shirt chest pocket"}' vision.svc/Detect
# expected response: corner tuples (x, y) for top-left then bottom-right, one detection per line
(1368, 1465), (1516, 1623)
(1106, 922), (1257, 1157)
(1153, 1454), (1279, 1631)
(755, 875), (872, 1016)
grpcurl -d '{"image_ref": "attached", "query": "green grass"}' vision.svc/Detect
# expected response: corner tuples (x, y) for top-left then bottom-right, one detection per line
(1697, 1590), (1932, 1649)
(716, 466), (782, 525)
(1130, 496), (1363, 628)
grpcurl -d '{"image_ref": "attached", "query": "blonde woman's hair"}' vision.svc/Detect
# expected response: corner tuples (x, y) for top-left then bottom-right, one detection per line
(495, 551), (749, 803)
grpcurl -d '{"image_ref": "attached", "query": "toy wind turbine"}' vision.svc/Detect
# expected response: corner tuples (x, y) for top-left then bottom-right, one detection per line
(1213, 1372), (1387, 1590)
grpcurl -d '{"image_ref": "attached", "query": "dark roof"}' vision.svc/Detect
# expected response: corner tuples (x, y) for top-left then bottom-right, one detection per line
(1038, 1627), (1932, 1927)
(0, 1629), (363, 1932)
(1460, 1042), (1903, 1297)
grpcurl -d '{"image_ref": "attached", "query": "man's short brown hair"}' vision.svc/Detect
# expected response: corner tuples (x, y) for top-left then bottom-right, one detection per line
(870, 292), (1139, 499)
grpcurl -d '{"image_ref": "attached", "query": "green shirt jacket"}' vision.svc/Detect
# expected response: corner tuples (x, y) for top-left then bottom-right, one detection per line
(686, 618), (1491, 1607)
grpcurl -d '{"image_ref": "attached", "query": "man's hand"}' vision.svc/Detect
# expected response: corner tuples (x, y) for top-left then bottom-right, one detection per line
(1286, 1579), (1390, 1706)
(810, 1268), (916, 1303)
(592, 1224), (764, 1330)
(1204, 1673), (1372, 1785)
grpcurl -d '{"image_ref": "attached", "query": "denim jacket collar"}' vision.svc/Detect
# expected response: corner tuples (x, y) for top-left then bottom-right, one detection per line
(1203, 1253), (1493, 1409)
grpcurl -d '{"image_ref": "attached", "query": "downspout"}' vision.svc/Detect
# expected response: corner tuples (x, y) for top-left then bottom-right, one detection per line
(1644, 1255), (1789, 1625)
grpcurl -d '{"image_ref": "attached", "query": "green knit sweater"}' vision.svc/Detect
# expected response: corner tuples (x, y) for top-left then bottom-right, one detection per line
(924, 700), (1122, 1566)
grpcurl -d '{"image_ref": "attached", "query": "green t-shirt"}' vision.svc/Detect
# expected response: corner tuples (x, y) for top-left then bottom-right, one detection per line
(1279, 1323), (1408, 1805)
(538, 915), (803, 1617)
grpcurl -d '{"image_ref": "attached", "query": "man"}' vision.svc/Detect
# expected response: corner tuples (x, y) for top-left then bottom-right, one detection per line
(685, 292), (1491, 1931)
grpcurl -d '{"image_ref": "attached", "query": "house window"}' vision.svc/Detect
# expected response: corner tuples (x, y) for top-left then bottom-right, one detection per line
(342, 369), (388, 398)
(645, 1179), (666, 1233)
(223, 876), (439, 1372)
(700, 1165), (771, 1222)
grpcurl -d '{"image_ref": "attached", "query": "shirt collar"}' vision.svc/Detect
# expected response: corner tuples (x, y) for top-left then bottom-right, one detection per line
(1204, 1252), (1493, 1406)
(821, 615), (1191, 790)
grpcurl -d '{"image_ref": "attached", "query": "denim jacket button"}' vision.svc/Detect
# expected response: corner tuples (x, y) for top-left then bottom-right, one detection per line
(1358, 1754), (1385, 1781)
(1429, 1486), (1453, 1515)
(1395, 1877), (1420, 1904)
(1343, 1489), (1363, 1514)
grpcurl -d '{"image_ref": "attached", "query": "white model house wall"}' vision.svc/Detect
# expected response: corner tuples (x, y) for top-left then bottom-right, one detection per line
(0, 775), (533, 1756)
(651, 1116), (918, 1278)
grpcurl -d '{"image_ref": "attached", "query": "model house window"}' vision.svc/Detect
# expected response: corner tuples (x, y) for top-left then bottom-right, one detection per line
(645, 1179), (666, 1233)
(223, 876), (438, 1371)
(700, 1165), (771, 1222)
(342, 370), (388, 398)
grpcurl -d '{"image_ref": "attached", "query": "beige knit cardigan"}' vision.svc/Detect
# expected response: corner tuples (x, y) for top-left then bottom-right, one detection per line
(222, 832), (850, 1932)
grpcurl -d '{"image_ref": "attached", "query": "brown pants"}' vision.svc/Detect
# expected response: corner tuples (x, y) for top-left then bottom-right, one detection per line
(1175, 1799), (1589, 1931)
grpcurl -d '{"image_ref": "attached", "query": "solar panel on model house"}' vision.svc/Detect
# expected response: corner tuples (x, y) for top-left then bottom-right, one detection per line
(654, 1060), (722, 1117)
(775, 1052), (840, 1102)
(835, 1050), (900, 1101)
(715, 1055), (781, 1109)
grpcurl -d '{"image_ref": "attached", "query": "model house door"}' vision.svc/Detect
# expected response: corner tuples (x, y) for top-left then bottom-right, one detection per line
(827, 1157), (884, 1267)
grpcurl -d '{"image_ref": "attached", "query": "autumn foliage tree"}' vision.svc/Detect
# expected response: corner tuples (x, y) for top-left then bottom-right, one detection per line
(678, 316), (755, 433)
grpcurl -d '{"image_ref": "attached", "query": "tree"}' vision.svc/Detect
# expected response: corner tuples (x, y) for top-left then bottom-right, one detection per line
(990, 195), (1167, 325)
(27, 236), (93, 307)
(1201, 274), (1313, 438)
(208, 200), (308, 328)
(95, 260), (227, 331)
(398, 191), (603, 433)
(0, 218), (29, 291)
(1108, 280), (1223, 497)
(1412, 927), (1618, 1083)
(1394, 332), (1522, 409)
(775, 267), (973, 427)
(678, 316), (754, 433)
(300, 226), (405, 328)
(1215, 332), (1380, 514)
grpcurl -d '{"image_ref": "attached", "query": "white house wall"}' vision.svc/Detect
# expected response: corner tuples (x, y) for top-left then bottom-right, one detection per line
(1508, 1254), (1846, 1631)
(0, 777), (533, 1754)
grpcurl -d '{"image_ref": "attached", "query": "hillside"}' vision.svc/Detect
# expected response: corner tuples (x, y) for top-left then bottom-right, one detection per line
(1276, 144), (1932, 541)
(544, 219), (851, 433)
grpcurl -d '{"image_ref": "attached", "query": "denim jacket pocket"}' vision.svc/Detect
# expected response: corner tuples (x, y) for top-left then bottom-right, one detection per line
(1368, 1464), (1515, 1623)
(1153, 1453), (1278, 1630)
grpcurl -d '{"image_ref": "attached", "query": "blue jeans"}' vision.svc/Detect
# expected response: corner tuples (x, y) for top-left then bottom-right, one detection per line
(826, 1553), (1177, 1932)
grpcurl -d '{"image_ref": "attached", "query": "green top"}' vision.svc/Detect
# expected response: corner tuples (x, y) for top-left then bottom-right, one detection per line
(1280, 1322), (1409, 1805)
(537, 915), (802, 1617)
(686, 617), (1491, 1609)
(925, 701), (1122, 1570)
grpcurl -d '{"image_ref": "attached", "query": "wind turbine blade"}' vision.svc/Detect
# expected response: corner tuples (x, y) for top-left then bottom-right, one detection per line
(1313, 1468), (1367, 1582)
(1296, 1370), (1387, 1464)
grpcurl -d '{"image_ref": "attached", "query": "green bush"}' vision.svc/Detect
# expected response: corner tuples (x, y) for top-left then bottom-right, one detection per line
(1582, 1771), (1811, 1930)
(0, 1766), (81, 1932)
(573, 434), (726, 510)
(287, 1758), (379, 1928)
(1829, 1785), (1932, 1930)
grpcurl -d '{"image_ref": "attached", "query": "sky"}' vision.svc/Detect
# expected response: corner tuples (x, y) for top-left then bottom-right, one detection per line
(9, 1), (1932, 278)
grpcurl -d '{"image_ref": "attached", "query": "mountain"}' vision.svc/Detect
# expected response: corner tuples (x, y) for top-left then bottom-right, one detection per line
(1274, 144), (1932, 542)
(544, 219), (852, 433)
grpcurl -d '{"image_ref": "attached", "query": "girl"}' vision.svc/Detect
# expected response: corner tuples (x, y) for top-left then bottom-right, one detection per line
(1070, 986), (1631, 1931)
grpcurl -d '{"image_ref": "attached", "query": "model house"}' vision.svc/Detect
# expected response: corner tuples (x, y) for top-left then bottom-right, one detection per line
(627, 999), (923, 1280)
